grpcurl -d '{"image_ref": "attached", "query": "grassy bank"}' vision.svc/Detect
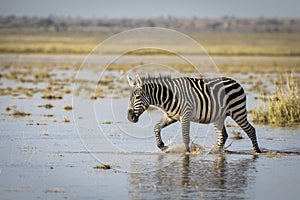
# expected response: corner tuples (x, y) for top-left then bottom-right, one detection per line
(252, 74), (300, 126)
(1, 33), (300, 56)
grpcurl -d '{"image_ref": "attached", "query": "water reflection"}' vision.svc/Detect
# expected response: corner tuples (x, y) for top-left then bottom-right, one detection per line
(128, 154), (258, 199)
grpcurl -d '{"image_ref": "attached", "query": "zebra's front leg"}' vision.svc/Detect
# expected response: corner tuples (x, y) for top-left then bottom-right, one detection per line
(181, 111), (191, 152)
(154, 117), (176, 151)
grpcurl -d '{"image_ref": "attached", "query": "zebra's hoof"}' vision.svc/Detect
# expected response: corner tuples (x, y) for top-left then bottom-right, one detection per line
(255, 148), (262, 153)
(160, 145), (168, 152)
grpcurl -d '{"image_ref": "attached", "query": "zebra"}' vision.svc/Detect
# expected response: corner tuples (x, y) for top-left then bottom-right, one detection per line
(127, 74), (261, 153)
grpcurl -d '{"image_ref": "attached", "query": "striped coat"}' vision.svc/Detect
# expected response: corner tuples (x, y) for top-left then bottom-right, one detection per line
(127, 74), (261, 153)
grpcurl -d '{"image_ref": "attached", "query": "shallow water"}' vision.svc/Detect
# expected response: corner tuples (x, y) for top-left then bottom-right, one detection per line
(1, 55), (300, 199)
(1, 94), (300, 199)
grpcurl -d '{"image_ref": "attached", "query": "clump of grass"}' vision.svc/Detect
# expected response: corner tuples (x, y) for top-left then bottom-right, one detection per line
(38, 104), (54, 109)
(5, 106), (31, 117)
(12, 110), (31, 117)
(41, 93), (63, 100)
(64, 105), (73, 111)
(231, 131), (244, 140)
(63, 118), (70, 123)
(93, 164), (111, 170)
(102, 121), (112, 124)
(252, 74), (300, 126)
(90, 87), (105, 99)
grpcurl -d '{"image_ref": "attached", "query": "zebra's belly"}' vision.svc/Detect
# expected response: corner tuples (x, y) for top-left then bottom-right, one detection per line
(166, 112), (181, 121)
(166, 111), (212, 123)
(190, 109), (212, 123)
(191, 116), (211, 124)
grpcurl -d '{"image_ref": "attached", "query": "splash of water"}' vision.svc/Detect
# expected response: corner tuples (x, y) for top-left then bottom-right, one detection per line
(165, 140), (205, 154)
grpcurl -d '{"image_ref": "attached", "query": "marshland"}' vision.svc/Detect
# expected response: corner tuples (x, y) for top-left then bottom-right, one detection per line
(1, 16), (300, 199)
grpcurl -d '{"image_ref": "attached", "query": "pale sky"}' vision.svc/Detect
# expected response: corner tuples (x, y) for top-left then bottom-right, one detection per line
(0, 0), (299, 18)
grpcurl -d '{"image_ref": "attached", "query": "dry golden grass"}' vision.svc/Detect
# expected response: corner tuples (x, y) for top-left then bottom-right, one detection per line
(1, 33), (300, 56)
(104, 57), (300, 74)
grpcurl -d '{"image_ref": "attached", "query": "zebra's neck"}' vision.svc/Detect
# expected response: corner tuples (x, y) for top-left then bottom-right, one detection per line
(143, 82), (175, 110)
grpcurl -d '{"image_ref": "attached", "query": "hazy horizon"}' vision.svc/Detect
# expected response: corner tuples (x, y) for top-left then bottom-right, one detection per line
(0, 0), (299, 19)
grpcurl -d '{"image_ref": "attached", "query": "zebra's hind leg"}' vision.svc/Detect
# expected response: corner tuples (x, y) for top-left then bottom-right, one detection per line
(154, 116), (177, 151)
(231, 111), (261, 153)
(213, 119), (228, 153)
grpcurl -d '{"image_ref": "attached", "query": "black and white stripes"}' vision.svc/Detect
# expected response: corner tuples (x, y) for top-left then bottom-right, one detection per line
(127, 74), (261, 153)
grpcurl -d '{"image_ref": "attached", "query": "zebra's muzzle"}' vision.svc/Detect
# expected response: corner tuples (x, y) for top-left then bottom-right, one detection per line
(128, 109), (139, 123)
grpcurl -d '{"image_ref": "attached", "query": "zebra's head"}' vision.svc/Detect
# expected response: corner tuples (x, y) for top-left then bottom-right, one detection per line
(127, 74), (150, 123)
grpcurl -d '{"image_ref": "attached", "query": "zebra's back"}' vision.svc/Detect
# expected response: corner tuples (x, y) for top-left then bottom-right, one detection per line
(181, 77), (246, 123)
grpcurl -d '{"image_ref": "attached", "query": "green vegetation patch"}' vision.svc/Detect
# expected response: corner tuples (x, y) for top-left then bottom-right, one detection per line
(252, 74), (300, 126)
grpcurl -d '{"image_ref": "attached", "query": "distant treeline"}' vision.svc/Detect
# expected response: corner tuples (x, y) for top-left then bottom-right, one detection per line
(0, 15), (299, 34)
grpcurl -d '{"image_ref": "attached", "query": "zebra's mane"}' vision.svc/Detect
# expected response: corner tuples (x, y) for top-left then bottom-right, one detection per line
(140, 75), (173, 84)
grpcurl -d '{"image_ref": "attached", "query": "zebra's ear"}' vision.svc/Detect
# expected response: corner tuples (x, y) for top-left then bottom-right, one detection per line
(127, 75), (135, 88)
(136, 74), (142, 88)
